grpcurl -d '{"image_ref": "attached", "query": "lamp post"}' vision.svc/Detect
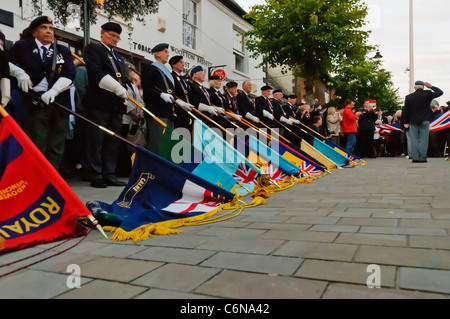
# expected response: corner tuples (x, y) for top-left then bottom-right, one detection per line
(409, 0), (414, 93)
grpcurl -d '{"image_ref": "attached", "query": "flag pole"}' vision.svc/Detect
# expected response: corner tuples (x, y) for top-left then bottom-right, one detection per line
(51, 100), (138, 149)
(219, 109), (309, 179)
(69, 52), (168, 129)
(127, 95), (167, 128)
(0, 103), (10, 118)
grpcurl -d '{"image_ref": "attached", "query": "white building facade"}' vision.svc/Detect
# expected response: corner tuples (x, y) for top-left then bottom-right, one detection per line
(0, 0), (265, 91)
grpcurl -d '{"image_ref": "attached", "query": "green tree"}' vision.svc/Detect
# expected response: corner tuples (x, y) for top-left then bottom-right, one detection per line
(245, 0), (373, 103)
(331, 57), (402, 115)
(30, 0), (161, 35)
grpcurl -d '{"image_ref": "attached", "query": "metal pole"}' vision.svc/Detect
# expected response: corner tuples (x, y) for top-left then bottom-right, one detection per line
(409, 0), (414, 93)
(83, 0), (90, 49)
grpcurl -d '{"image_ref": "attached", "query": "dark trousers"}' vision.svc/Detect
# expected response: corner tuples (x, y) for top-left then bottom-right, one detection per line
(409, 121), (430, 162)
(84, 108), (122, 180)
(23, 94), (69, 170)
(356, 129), (375, 157)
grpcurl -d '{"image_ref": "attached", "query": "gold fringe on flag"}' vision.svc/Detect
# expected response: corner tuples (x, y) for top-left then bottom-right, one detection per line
(103, 193), (267, 242)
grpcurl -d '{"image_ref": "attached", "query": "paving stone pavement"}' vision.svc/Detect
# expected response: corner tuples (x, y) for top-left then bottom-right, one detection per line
(1, 157), (449, 300)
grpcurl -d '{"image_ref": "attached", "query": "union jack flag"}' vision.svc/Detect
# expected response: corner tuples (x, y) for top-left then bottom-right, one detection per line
(301, 162), (322, 176)
(266, 165), (290, 181)
(378, 124), (402, 132)
(430, 111), (450, 132)
(233, 162), (259, 185)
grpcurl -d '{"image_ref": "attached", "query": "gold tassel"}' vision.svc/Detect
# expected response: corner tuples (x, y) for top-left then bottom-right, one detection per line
(0, 236), (5, 251)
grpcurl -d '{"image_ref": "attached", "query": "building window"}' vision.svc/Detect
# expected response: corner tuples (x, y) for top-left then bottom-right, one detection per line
(233, 27), (247, 73)
(183, 0), (197, 50)
(233, 28), (245, 53)
(234, 52), (245, 73)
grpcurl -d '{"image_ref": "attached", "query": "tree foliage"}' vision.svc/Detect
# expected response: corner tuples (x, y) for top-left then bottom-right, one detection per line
(31, 0), (161, 26)
(245, 0), (375, 102)
(331, 58), (402, 115)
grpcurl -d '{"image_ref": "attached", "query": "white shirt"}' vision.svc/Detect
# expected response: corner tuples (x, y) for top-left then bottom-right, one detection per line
(32, 39), (51, 92)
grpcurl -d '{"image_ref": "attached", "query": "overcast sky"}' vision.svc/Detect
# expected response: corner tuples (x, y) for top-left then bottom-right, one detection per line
(235, 0), (450, 107)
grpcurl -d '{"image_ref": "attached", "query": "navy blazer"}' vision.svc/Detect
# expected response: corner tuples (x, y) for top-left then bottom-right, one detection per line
(208, 87), (225, 108)
(236, 91), (256, 117)
(188, 80), (210, 108)
(255, 96), (273, 126)
(83, 42), (127, 114)
(8, 38), (75, 89)
(403, 87), (443, 125)
(141, 63), (175, 118)
(271, 99), (288, 121)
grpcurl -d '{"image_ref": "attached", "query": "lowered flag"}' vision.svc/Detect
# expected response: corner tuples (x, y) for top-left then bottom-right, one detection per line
(310, 137), (349, 167)
(157, 125), (242, 194)
(88, 146), (238, 242)
(0, 114), (90, 254)
(247, 135), (301, 178)
(193, 119), (263, 184)
(274, 139), (325, 177)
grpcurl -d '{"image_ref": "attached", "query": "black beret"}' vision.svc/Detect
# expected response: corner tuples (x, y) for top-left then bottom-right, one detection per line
(288, 94), (298, 99)
(273, 88), (283, 94)
(261, 85), (272, 91)
(169, 55), (183, 65)
(190, 65), (204, 77)
(29, 16), (53, 30)
(151, 43), (169, 53)
(101, 22), (122, 34)
(209, 75), (222, 80)
(226, 81), (238, 88)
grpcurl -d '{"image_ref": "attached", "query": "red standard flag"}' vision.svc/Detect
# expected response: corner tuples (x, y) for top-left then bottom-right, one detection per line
(0, 111), (90, 254)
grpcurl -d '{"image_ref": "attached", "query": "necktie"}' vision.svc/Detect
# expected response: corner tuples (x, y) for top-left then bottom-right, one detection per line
(267, 98), (273, 111)
(41, 46), (48, 62)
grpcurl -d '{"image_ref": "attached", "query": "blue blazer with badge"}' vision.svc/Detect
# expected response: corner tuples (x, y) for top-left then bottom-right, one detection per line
(83, 42), (127, 114)
(8, 38), (75, 99)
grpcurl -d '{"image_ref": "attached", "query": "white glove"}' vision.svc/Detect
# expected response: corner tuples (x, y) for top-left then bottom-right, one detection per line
(1, 78), (11, 106)
(263, 110), (274, 120)
(98, 74), (127, 99)
(176, 100), (193, 112)
(9, 63), (33, 93)
(280, 116), (292, 125)
(160, 92), (175, 103)
(291, 119), (300, 125)
(41, 77), (72, 105)
(245, 112), (259, 123)
(198, 103), (218, 116)
(214, 107), (225, 115)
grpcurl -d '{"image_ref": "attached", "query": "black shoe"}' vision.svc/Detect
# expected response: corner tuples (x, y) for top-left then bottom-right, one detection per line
(419, 160), (428, 163)
(91, 178), (108, 188)
(411, 160), (420, 163)
(104, 177), (127, 186)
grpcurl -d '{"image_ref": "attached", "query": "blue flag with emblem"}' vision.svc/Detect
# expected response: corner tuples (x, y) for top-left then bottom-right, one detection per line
(87, 145), (238, 242)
